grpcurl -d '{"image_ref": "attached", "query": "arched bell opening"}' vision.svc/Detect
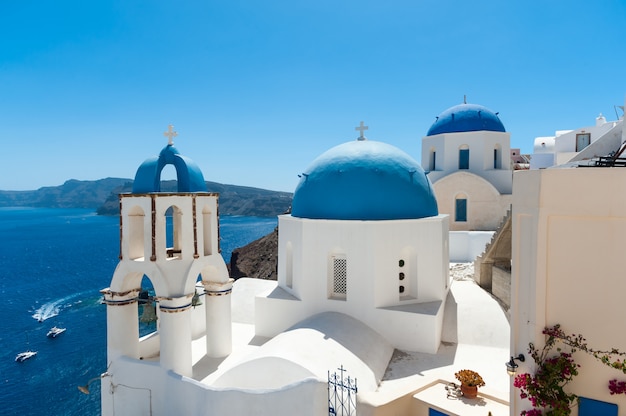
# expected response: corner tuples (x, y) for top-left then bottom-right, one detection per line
(128, 205), (146, 260)
(138, 275), (158, 337)
(164, 205), (183, 259)
(201, 204), (214, 257)
(159, 164), (178, 191)
(137, 274), (161, 360)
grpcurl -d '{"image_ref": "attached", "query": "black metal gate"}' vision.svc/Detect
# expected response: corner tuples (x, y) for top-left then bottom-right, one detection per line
(328, 365), (357, 416)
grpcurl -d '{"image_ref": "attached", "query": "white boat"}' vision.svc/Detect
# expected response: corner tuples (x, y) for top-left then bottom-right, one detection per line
(15, 351), (37, 362)
(47, 326), (66, 338)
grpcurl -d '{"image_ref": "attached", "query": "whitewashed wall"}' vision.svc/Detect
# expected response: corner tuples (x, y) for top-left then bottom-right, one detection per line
(101, 357), (326, 416)
(449, 231), (494, 263)
(256, 214), (450, 353)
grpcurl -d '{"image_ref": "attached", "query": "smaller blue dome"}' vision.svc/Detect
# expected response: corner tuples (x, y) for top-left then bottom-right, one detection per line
(427, 103), (505, 136)
(291, 140), (438, 221)
(132, 145), (207, 193)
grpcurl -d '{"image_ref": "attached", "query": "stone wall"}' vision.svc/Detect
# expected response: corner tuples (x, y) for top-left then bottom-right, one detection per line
(492, 266), (511, 309)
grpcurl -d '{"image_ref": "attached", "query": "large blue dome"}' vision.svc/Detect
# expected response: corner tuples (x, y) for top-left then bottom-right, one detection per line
(291, 140), (438, 220)
(426, 103), (505, 136)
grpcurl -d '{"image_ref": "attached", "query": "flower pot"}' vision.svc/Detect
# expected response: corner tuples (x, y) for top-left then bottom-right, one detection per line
(460, 383), (478, 399)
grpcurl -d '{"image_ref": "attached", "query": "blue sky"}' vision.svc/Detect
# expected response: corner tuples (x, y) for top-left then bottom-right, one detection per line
(1, 0), (624, 192)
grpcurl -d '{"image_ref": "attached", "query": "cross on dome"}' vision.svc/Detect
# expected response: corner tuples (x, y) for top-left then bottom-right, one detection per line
(355, 121), (368, 140)
(164, 124), (178, 145)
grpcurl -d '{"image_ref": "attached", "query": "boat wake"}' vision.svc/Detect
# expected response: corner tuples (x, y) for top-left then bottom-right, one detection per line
(32, 291), (90, 322)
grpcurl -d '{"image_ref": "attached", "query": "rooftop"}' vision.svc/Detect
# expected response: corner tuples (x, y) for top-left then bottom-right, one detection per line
(177, 263), (511, 413)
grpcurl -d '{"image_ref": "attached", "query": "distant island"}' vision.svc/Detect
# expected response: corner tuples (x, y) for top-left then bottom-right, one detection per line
(0, 178), (293, 217)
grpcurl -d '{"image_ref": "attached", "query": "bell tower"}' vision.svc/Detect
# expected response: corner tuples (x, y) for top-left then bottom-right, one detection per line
(101, 126), (233, 379)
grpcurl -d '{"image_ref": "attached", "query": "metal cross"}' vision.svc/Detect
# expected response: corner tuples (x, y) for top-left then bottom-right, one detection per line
(355, 121), (368, 140)
(164, 125), (178, 145)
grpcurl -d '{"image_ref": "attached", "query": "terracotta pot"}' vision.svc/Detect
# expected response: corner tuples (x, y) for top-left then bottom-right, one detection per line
(460, 383), (478, 399)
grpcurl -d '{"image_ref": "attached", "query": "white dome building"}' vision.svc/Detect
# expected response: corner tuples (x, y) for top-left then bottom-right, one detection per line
(256, 137), (450, 354)
(422, 103), (513, 231)
(98, 127), (515, 416)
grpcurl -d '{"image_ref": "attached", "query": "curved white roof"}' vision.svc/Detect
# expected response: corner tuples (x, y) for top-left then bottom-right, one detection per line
(212, 312), (394, 392)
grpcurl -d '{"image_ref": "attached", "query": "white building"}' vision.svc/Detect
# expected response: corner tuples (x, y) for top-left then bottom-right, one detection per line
(98, 126), (515, 416)
(256, 137), (450, 354)
(422, 102), (513, 232)
(97, 97), (626, 415)
(530, 110), (624, 169)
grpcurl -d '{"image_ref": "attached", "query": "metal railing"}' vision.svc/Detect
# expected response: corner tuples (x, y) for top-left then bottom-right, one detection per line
(328, 365), (357, 416)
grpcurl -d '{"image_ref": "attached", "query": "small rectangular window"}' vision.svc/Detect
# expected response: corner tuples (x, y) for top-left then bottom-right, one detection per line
(455, 198), (467, 222)
(459, 149), (469, 169)
(333, 257), (347, 295)
(329, 255), (347, 300)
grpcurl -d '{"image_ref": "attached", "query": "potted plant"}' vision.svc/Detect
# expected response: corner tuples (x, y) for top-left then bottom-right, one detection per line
(455, 369), (485, 399)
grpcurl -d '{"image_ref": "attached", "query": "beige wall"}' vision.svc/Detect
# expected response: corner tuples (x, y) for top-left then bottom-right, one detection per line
(511, 168), (626, 415)
(433, 171), (511, 231)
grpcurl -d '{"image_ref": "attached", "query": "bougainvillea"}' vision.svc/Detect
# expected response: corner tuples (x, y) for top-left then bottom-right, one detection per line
(608, 379), (626, 395)
(514, 324), (626, 415)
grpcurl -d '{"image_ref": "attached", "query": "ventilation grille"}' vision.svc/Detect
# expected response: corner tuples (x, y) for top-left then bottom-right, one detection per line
(333, 257), (347, 295)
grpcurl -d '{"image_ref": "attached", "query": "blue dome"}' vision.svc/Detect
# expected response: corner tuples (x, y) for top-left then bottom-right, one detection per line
(132, 145), (207, 193)
(291, 140), (438, 220)
(426, 103), (505, 136)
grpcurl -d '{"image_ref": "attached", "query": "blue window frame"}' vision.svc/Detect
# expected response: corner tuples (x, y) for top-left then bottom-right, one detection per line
(579, 397), (618, 416)
(455, 198), (467, 222)
(459, 148), (469, 169)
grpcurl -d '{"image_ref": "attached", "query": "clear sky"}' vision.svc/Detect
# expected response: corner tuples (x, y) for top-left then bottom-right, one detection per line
(1, 0), (624, 192)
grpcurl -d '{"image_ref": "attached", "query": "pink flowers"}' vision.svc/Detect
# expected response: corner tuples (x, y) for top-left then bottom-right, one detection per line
(608, 379), (626, 395)
(520, 409), (543, 416)
(514, 325), (626, 415)
(513, 326), (581, 415)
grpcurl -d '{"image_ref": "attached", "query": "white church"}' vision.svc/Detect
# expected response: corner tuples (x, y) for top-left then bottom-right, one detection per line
(97, 123), (512, 416)
(422, 101), (512, 232)
(96, 95), (626, 416)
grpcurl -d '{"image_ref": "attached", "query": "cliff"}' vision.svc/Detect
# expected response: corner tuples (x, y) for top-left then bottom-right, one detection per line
(230, 227), (278, 280)
(0, 178), (292, 218)
(0, 178), (131, 209)
(96, 180), (292, 217)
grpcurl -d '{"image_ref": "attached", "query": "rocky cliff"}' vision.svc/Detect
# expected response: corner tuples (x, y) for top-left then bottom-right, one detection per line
(0, 178), (131, 209)
(0, 178), (292, 218)
(229, 227), (278, 280)
(97, 180), (292, 217)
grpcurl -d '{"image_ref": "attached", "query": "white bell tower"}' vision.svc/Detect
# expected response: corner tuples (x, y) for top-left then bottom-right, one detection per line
(101, 126), (233, 381)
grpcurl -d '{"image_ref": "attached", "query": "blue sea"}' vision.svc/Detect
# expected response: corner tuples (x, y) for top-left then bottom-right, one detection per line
(0, 208), (277, 416)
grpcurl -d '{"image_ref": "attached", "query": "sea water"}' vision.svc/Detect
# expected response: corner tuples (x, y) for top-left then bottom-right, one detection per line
(0, 208), (277, 415)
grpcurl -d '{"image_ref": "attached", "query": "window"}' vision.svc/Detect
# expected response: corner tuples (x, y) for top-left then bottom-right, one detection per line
(578, 397), (618, 416)
(330, 255), (347, 299)
(455, 197), (467, 222)
(576, 133), (591, 152)
(459, 146), (469, 169)
(429, 149), (436, 171)
(494, 144), (502, 169)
